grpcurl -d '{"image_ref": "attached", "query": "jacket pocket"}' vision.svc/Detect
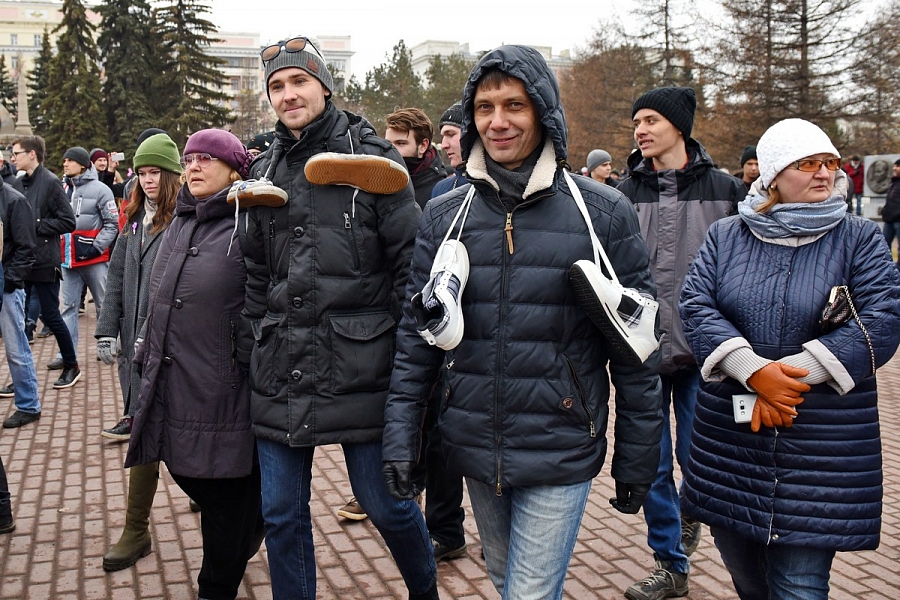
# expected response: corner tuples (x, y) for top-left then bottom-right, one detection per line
(328, 311), (396, 394)
(250, 312), (284, 396)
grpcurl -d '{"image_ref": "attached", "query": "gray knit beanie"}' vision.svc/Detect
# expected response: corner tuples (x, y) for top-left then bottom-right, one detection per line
(263, 37), (333, 98)
(586, 149), (612, 173)
(63, 146), (91, 169)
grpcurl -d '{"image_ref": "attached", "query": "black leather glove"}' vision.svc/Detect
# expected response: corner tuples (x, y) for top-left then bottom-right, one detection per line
(609, 481), (651, 514)
(382, 461), (418, 500)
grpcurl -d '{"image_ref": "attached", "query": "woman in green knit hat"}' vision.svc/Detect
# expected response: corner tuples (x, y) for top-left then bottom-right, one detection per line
(94, 133), (181, 571)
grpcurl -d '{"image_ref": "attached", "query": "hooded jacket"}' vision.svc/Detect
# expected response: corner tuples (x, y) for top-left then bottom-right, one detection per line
(617, 139), (745, 374)
(241, 102), (421, 448)
(0, 161), (24, 194)
(126, 185), (255, 478)
(679, 207), (900, 551)
(62, 164), (119, 262)
(21, 164), (76, 282)
(382, 45), (663, 492)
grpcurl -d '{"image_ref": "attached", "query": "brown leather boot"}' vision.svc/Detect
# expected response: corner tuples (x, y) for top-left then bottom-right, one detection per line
(102, 462), (159, 571)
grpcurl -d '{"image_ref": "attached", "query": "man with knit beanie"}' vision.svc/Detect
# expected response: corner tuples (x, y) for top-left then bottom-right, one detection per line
(51, 146), (118, 387)
(586, 148), (617, 187)
(431, 101), (468, 198)
(738, 145), (759, 192)
(617, 86), (745, 600)
(242, 35), (439, 600)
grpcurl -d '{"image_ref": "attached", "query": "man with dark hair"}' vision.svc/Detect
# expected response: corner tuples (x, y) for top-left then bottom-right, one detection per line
(431, 101), (467, 198)
(738, 145), (759, 192)
(0, 151), (38, 427)
(385, 107), (447, 207)
(9, 136), (78, 392)
(617, 87), (745, 600)
(242, 35), (439, 600)
(382, 45), (663, 598)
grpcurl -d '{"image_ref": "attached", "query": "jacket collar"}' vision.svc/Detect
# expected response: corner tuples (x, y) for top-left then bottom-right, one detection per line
(466, 137), (558, 201)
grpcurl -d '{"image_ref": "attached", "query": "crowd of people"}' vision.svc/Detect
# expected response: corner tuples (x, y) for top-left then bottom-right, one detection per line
(0, 34), (898, 600)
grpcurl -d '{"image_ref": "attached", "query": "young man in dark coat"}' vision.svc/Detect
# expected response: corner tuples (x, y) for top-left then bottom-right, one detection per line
(241, 35), (439, 600)
(9, 136), (78, 392)
(382, 45), (663, 599)
(385, 107), (447, 208)
(616, 87), (746, 600)
(880, 159), (900, 263)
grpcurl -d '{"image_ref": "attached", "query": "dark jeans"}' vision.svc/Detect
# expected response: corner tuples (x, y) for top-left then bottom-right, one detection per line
(25, 280), (77, 366)
(411, 394), (466, 548)
(0, 454), (10, 522)
(171, 464), (265, 600)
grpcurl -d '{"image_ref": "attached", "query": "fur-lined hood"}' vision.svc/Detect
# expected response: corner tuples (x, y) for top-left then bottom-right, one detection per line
(460, 45), (567, 164)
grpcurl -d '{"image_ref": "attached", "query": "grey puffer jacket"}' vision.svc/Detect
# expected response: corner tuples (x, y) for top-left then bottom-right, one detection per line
(95, 205), (166, 414)
(63, 164), (119, 258)
(382, 45), (663, 492)
(241, 102), (421, 448)
(617, 140), (745, 374)
(679, 213), (900, 551)
(126, 186), (254, 479)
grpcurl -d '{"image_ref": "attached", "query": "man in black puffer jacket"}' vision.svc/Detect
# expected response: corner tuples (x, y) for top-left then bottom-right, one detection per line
(241, 35), (438, 600)
(381, 45), (663, 599)
(881, 158), (900, 264)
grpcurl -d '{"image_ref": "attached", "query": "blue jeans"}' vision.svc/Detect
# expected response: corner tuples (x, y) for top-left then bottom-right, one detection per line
(0, 289), (40, 413)
(257, 438), (436, 599)
(642, 367), (700, 574)
(711, 526), (835, 600)
(853, 192), (863, 216)
(60, 263), (108, 356)
(466, 477), (592, 600)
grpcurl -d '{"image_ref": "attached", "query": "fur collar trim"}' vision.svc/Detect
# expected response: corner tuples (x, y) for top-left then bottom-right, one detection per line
(466, 138), (558, 200)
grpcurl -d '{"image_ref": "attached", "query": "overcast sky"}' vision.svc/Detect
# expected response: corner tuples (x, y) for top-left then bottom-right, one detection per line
(208, 1), (631, 81)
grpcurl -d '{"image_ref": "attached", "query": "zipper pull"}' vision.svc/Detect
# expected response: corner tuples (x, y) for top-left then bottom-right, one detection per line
(343, 212), (351, 229)
(504, 212), (514, 254)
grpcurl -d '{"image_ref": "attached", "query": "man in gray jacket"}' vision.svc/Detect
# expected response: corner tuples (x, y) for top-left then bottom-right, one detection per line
(52, 146), (118, 385)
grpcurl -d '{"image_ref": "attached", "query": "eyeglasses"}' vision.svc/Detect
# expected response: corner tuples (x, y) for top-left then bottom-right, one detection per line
(260, 36), (324, 63)
(10, 150), (29, 157)
(180, 153), (220, 169)
(791, 158), (841, 172)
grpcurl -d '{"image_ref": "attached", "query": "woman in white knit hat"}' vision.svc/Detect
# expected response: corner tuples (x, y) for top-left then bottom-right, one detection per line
(678, 118), (900, 599)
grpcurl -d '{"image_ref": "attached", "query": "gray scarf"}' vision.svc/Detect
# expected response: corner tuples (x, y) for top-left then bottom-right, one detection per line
(738, 193), (847, 238)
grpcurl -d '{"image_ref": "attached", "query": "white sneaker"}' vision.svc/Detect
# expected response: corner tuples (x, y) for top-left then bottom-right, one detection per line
(411, 240), (469, 351)
(227, 179), (288, 207)
(569, 259), (660, 365)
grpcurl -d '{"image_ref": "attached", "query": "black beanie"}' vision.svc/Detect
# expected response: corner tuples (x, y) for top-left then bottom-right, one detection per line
(137, 128), (167, 148)
(63, 146), (91, 169)
(247, 131), (276, 153)
(740, 145), (757, 166)
(439, 102), (463, 129)
(632, 86), (697, 139)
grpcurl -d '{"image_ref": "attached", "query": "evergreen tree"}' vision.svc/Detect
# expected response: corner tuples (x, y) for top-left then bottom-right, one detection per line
(42, 0), (107, 169)
(155, 0), (231, 146)
(97, 0), (168, 155)
(27, 29), (52, 135)
(349, 40), (425, 133)
(0, 55), (17, 119)
(423, 53), (474, 127)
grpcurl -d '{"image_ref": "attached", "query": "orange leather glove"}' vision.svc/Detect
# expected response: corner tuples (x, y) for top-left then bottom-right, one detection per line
(748, 363), (810, 432)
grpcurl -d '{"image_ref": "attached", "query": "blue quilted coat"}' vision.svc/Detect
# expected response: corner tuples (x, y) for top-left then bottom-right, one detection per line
(679, 213), (900, 550)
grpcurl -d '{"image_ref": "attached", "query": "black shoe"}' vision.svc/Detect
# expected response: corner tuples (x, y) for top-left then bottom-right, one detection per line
(2, 410), (41, 429)
(0, 518), (15, 534)
(47, 357), (64, 370)
(35, 326), (53, 339)
(681, 516), (702, 557)
(625, 560), (689, 600)
(25, 321), (35, 344)
(101, 416), (132, 441)
(189, 499), (201, 513)
(0, 384), (14, 398)
(53, 366), (81, 389)
(432, 538), (467, 562)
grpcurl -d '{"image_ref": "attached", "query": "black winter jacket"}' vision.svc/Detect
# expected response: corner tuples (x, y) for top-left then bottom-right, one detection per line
(0, 183), (35, 289)
(0, 161), (24, 194)
(21, 165), (76, 282)
(127, 186), (254, 478)
(382, 45), (663, 492)
(882, 175), (900, 223)
(409, 145), (447, 208)
(241, 102), (421, 448)
(617, 140), (745, 374)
